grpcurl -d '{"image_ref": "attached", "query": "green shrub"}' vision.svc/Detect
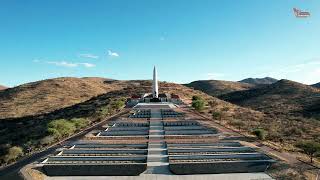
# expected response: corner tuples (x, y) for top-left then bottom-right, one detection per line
(212, 112), (221, 120)
(4, 146), (23, 163)
(70, 118), (90, 129)
(111, 98), (126, 110)
(47, 119), (76, 138)
(253, 129), (267, 140)
(47, 128), (61, 138)
(296, 141), (320, 163)
(192, 99), (205, 111)
(99, 106), (112, 116)
(192, 96), (202, 101)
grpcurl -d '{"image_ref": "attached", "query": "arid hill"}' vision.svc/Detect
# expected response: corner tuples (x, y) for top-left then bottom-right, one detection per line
(312, 82), (320, 88)
(0, 85), (7, 90)
(0, 77), (124, 119)
(220, 79), (320, 119)
(0, 78), (261, 120)
(185, 80), (254, 96)
(239, 77), (278, 85)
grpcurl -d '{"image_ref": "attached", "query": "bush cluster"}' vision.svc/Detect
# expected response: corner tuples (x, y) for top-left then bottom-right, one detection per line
(47, 118), (89, 139)
(192, 96), (205, 112)
(3, 146), (24, 163)
(253, 129), (267, 140)
(296, 141), (320, 163)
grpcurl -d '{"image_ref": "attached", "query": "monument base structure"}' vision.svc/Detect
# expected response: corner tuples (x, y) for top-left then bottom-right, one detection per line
(150, 98), (161, 102)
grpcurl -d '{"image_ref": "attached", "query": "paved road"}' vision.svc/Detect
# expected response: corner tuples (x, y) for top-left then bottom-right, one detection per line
(0, 110), (127, 179)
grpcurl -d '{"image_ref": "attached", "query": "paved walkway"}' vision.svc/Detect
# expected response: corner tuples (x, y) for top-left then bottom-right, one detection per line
(144, 108), (171, 174)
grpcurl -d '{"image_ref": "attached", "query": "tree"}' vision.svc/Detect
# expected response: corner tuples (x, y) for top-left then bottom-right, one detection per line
(253, 129), (267, 140)
(192, 99), (205, 111)
(4, 146), (24, 163)
(296, 141), (320, 163)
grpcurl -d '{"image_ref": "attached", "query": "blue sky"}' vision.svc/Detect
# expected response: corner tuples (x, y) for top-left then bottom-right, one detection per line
(1, 0), (320, 87)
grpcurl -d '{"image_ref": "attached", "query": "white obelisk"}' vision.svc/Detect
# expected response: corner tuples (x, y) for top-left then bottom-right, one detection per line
(152, 66), (159, 98)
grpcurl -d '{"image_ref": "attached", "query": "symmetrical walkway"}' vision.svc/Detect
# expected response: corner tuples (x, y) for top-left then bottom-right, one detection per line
(144, 108), (171, 174)
(28, 102), (275, 179)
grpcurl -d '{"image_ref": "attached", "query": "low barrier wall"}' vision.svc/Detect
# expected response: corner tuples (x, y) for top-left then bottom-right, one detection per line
(43, 163), (147, 176)
(169, 161), (274, 174)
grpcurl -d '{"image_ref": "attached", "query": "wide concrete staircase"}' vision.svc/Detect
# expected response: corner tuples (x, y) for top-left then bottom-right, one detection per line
(144, 109), (171, 174)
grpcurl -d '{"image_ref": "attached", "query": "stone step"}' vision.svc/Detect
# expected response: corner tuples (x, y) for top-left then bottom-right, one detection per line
(148, 143), (166, 149)
(148, 135), (164, 140)
(147, 156), (168, 162)
(148, 149), (167, 155)
(144, 164), (171, 174)
(149, 131), (164, 136)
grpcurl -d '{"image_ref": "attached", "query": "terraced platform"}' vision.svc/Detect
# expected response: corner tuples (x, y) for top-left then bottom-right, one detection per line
(39, 102), (275, 179)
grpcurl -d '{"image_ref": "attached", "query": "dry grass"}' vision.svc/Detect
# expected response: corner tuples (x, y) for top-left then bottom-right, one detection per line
(185, 80), (254, 96)
(0, 77), (126, 119)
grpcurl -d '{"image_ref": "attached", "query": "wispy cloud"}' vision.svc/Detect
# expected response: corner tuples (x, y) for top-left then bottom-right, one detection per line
(79, 53), (99, 59)
(79, 62), (96, 68)
(46, 61), (95, 68)
(47, 61), (78, 67)
(207, 73), (225, 80)
(108, 50), (119, 57)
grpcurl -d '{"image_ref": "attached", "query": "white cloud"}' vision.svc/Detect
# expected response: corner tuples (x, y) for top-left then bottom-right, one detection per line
(79, 53), (99, 59)
(160, 37), (165, 41)
(47, 61), (78, 67)
(79, 63), (96, 68)
(33, 59), (40, 63)
(108, 50), (119, 57)
(207, 73), (225, 80)
(46, 61), (95, 68)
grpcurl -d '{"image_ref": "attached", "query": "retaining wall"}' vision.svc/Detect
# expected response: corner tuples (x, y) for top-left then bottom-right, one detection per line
(43, 164), (147, 176)
(169, 161), (274, 174)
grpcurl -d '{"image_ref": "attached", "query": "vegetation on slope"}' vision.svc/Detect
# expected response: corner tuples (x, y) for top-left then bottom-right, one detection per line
(239, 77), (278, 85)
(0, 92), (126, 166)
(0, 77), (123, 119)
(185, 80), (254, 96)
(219, 79), (320, 118)
(214, 79), (320, 149)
